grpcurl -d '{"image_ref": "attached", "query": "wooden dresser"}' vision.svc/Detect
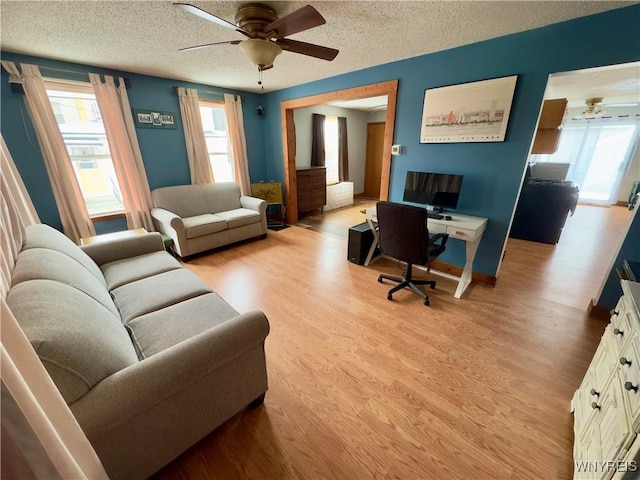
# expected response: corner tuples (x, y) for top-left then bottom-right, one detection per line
(297, 167), (326, 214)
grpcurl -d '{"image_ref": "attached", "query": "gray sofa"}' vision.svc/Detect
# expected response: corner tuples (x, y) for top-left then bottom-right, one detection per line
(5, 222), (270, 480)
(151, 182), (268, 257)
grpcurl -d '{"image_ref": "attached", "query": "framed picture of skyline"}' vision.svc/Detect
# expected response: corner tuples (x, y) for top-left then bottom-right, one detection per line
(420, 75), (518, 143)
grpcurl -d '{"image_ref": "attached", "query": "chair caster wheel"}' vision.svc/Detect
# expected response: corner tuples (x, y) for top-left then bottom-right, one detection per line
(423, 298), (430, 306)
(387, 294), (393, 301)
(378, 276), (384, 283)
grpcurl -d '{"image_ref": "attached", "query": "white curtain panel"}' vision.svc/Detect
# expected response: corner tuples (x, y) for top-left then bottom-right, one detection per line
(224, 94), (251, 195)
(1, 62), (95, 243)
(177, 87), (214, 185)
(1, 300), (109, 479)
(89, 74), (154, 231)
(1, 133), (39, 226)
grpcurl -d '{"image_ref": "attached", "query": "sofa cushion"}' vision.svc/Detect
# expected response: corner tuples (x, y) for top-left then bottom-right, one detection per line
(23, 224), (106, 287)
(183, 214), (227, 239)
(201, 182), (242, 214)
(12, 248), (120, 318)
(7, 279), (139, 404)
(152, 185), (209, 218)
(214, 208), (261, 229)
(111, 269), (213, 324)
(101, 251), (182, 291)
(127, 293), (240, 358)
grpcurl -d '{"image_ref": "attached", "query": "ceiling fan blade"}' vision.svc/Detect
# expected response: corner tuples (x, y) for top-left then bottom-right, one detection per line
(266, 5), (326, 39)
(174, 3), (250, 36)
(276, 38), (338, 61)
(179, 40), (241, 52)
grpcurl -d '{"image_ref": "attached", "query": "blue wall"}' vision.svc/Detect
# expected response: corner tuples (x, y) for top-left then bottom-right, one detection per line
(0, 52), (267, 232)
(259, 5), (640, 277)
(2, 6), (639, 274)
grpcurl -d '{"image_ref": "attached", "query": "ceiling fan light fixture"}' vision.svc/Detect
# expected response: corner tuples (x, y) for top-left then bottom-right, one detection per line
(239, 39), (282, 69)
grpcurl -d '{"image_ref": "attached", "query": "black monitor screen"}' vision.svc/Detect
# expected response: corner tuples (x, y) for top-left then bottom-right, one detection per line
(403, 171), (464, 210)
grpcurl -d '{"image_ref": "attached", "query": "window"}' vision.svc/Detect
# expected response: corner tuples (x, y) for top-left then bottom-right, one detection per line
(324, 116), (339, 184)
(45, 79), (124, 217)
(198, 100), (234, 182)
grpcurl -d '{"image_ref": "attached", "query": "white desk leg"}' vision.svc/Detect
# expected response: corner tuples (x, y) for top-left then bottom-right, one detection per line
(364, 218), (379, 266)
(454, 237), (481, 299)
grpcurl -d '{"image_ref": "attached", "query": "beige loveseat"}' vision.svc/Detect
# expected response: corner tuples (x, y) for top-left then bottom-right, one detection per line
(151, 182), (267, 257)
(5, 221), (270, 480)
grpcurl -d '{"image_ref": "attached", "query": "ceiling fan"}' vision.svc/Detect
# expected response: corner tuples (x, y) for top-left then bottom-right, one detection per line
(175, 2), (339, 72)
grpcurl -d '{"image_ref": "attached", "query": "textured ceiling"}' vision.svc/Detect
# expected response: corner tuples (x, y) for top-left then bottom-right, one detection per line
(1, 1), (637, 93)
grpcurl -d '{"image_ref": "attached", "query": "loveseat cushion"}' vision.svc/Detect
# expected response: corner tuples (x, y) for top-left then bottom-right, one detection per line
(127, 292), (240, 358)
(152, 184), (209, 218)
(12, 248), (120, 318)
(111, 269), (213, 325)
(101, 251), (182, 290)
(183, 214), (227, 239)
(201, 182), (242, 214)
(22, 224), (107, 286)
(214, 208), (261, 229)
(7, 279), (139, 404)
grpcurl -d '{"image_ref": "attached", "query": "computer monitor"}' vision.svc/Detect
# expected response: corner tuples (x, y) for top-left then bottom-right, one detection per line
(403, 171), (464, 211)
(530, 162), (570, 181)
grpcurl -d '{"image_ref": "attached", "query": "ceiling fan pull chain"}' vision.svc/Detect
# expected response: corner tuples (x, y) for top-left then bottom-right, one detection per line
(258, 67), (264, 91)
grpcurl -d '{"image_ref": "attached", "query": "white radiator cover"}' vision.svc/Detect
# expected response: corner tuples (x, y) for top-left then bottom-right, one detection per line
(325, 182), (354, 211)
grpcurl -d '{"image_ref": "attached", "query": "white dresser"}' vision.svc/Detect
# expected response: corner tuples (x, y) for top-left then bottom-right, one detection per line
(572, 280), (640, 479)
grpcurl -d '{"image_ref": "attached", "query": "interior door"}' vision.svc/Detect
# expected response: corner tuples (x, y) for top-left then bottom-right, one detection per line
(364, 122), (385, 198)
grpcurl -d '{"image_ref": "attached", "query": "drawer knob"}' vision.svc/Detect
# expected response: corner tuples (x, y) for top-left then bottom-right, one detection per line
(611, 309), (620, 316)
(620, 357), (632, 366)
(625, 382), (638, 393)
(590, 388), (600, 397)
(591, 401), (601, 410)
(614, 328), (624, 336)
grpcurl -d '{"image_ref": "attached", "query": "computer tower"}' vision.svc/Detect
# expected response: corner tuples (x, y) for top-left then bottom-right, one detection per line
(348, 222), (378, 265)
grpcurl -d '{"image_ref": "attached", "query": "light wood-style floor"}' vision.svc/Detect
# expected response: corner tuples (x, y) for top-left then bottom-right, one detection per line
(153, 203), (633, 480)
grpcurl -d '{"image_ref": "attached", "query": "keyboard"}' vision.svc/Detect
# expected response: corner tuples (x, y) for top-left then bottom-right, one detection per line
(427, 212), (445, 220)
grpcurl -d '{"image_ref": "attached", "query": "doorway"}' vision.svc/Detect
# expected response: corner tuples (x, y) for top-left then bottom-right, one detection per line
(280, 80), (399, 225)
(364, 122), (385, 198)
(502, 61), (639, 308)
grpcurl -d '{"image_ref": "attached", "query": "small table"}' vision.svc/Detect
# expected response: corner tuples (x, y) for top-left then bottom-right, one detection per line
(80, 228), (147, 246)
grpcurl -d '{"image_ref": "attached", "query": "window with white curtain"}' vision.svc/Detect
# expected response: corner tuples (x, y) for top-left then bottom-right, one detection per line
(531, 116), (639, 204)
(198, 100), (234, 182)
(324, 115), (339, 184)
(45, 79), (124, 217)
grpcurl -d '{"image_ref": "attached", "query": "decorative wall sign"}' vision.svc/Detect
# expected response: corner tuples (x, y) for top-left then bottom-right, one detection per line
(420, 75), (518, 143)
(133, 109), (176, 129)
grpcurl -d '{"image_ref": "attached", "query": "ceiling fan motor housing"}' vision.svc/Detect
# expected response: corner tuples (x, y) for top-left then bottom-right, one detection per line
(235, 3), (278, 38)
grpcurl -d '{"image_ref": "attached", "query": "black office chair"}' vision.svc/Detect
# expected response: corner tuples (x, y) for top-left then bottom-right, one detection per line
(376, 201), (449, 306)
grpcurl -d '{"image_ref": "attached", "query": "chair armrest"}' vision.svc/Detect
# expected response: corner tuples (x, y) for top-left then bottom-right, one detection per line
(240, 196), (267, 214)
(70, 310), (270, 431)
(429, 232), (449, 247)
(80, 232), (164, 266)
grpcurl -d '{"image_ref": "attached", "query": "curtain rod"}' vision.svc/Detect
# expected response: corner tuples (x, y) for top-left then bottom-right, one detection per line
(172, 86), (245, 100)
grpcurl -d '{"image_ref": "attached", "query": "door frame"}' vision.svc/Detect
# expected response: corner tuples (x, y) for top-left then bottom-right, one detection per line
(280, 80), (399, 224)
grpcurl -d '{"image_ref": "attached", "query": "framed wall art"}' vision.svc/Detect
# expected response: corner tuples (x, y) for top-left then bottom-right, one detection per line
(420, 75), (518, 143)
(133, 109), (177, 129)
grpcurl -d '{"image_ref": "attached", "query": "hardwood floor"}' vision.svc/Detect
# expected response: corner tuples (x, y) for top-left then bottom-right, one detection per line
(152, 204), (633, 480)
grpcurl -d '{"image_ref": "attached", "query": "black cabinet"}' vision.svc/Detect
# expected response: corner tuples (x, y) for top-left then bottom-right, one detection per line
(509, 179), (579, 245)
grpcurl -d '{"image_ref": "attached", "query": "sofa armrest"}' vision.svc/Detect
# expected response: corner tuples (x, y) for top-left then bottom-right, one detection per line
(80, 232), (165, 266)
(240, 195), (267, 213)
(70, 310), (270, 427)
(151, 207), (188, 256)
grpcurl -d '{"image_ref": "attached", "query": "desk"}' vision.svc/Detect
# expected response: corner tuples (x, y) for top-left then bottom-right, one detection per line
(365, 206), (488, 299)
